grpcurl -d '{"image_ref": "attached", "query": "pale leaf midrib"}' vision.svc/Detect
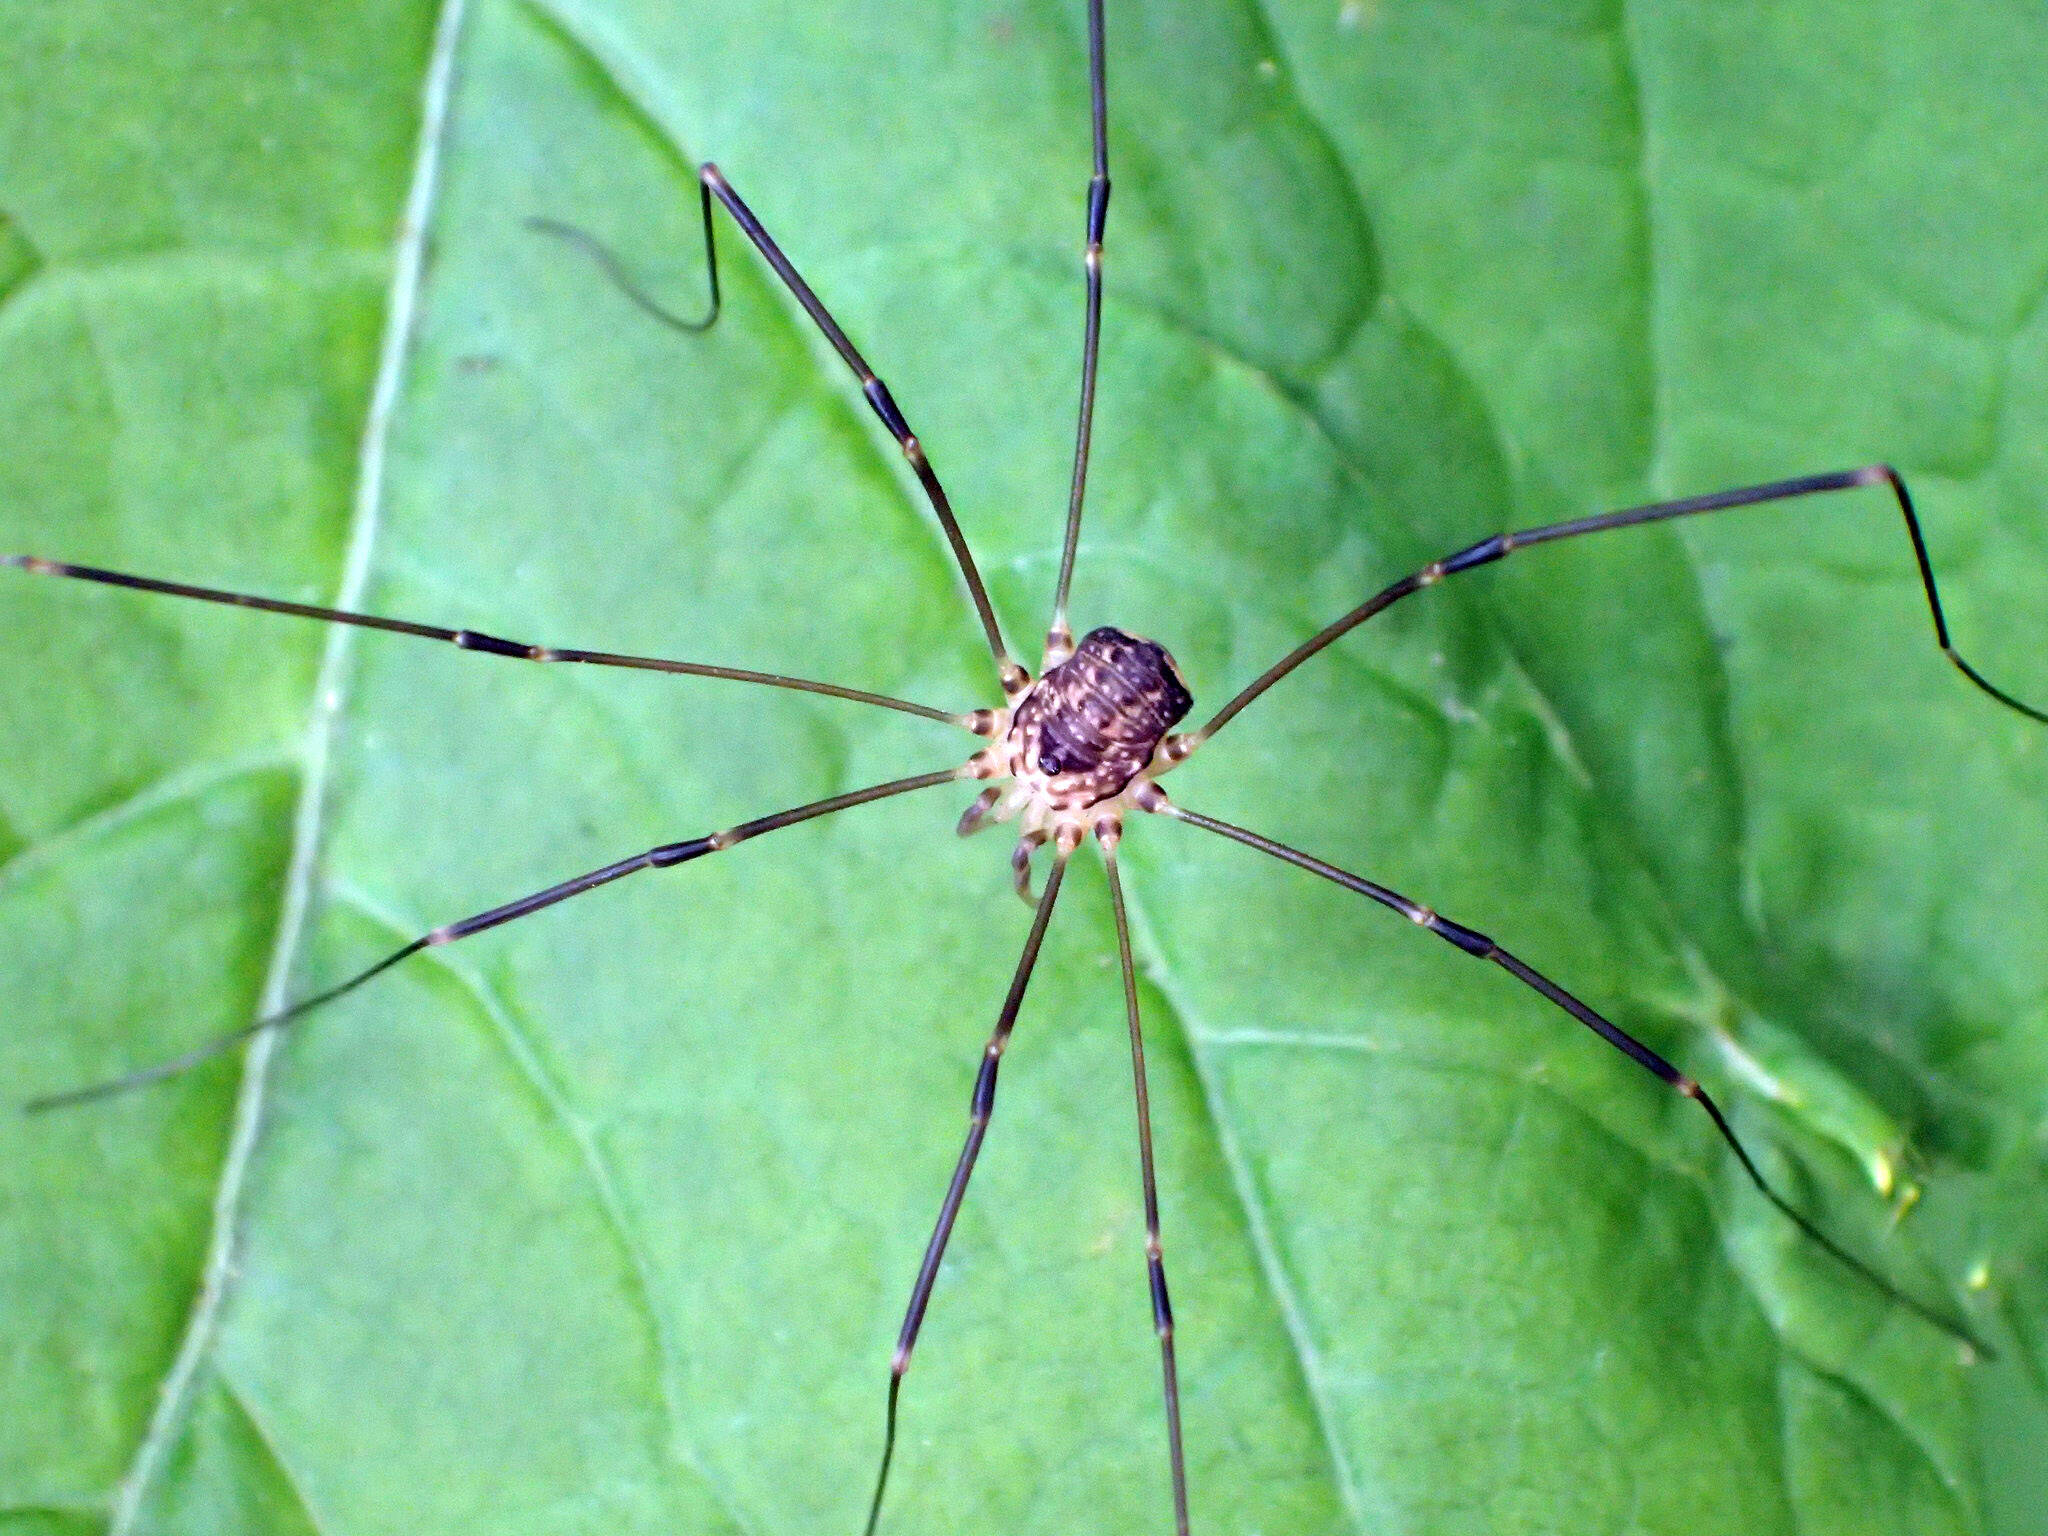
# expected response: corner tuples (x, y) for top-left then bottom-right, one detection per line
(102, 0), (472, 1524)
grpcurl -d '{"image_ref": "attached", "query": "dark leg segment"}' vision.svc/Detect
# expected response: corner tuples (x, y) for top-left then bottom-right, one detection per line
(864, 851), (1070, 1536)
(1100, 832), (1190, 1536)
(1166, 803), (1992, 1356)
(1047, 0), (1110, 660)
(0, 556), (967, 727)
(24, 768), (961, 1113)
(1191, 465), (2048, 744)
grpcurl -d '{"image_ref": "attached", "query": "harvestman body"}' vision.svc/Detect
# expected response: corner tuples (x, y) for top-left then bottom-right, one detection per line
(963, 627), (1191, 863)
(13, 1), (2048, 1531)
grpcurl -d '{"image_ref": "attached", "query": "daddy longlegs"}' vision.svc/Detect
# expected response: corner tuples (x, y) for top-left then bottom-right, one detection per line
(13, 2), (2044, 1530)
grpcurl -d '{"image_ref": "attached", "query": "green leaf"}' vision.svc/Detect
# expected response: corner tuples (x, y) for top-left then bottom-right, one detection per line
(4, 1), (2046, 1533)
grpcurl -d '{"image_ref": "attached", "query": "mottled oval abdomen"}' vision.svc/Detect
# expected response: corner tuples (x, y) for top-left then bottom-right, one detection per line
(1011, 626), (1192, 806)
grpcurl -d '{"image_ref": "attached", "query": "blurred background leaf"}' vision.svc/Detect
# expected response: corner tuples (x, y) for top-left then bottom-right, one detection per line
(2, 1), (2045, 1533)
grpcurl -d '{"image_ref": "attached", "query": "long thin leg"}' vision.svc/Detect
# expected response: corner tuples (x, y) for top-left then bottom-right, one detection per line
(527, 193), (721, 334)
(1099, 828), (1190, 1536)
(1187, 465), (2048, 747)
(1, 556), (974, 728)
(687, 164), (1024, 692)
(1165, 802), (1993, 1357)
(864, 848), (1071, 1536)
(1046, 0), (1110, 664)
(24, 768), (962, 1113)
(527, 175), (1019, 690)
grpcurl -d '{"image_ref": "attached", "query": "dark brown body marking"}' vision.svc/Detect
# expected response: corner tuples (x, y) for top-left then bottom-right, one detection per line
(1010, 627), (1191, 809)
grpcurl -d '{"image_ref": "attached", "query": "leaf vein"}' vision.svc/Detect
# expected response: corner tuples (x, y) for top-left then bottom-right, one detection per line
(323, 883), (760, 1535)
(1117, 870), (1374, 1536)
(218, 1373), (331, 1536)
(101, 0), (471, 1524)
